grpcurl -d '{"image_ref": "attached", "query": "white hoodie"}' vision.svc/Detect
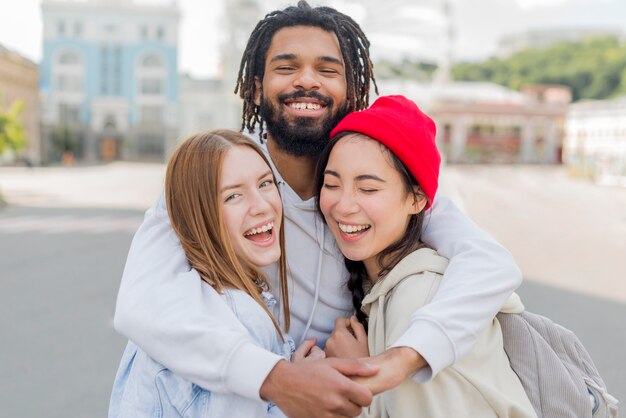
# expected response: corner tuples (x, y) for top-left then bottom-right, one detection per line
(113, 135), (522, 401)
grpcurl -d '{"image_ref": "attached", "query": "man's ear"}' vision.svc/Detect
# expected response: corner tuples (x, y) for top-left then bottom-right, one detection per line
(410, 187), (428, 215)
(253, 76), (262, 106)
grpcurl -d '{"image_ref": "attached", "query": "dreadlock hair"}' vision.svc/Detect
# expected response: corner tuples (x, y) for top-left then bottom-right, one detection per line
(234, 0), (378, 138)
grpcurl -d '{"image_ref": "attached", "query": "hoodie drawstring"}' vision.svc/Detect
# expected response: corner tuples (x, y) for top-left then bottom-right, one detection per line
(299, 221), (324, 345)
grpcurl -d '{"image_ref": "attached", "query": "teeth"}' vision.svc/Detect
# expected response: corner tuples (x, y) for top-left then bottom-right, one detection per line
(290, 102), (322, 110)
(338, 223), (370, 233)
(245, 222), (274, 236)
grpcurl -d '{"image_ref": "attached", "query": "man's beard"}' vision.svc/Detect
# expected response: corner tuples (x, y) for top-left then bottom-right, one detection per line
(259, 91), (350, 157)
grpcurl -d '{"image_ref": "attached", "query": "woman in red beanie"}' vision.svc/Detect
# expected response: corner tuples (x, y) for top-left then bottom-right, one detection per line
(315, 95), (536, 418)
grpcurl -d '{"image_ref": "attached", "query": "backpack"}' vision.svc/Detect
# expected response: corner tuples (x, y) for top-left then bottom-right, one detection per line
(497, 311), (619, 418)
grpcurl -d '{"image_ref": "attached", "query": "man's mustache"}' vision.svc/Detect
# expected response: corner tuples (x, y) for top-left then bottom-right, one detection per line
(277, 91), (333, 107)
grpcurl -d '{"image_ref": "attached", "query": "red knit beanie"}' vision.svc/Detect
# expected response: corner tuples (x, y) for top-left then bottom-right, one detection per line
(330, 95), (440, 208)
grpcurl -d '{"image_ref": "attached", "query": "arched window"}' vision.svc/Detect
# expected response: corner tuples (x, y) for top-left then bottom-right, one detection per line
(58, 51), (81, 65)
(141, 54), (162, 68)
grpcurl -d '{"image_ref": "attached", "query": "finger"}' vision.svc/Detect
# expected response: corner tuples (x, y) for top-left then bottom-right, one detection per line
(342, 380), (374, 409)
(334, 317), (351, 330)
(293, 338), (317, 360)
(332, 358), (379, 378)
(350, 316), (368, 343)
(308, 346), (326, 360)
(337, 399), (366, 417)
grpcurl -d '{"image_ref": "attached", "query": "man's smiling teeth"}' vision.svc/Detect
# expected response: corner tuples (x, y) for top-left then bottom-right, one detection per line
(244, 222), (274, 236)
(289, 102), (322, 110)
(339, 223), (370, 233)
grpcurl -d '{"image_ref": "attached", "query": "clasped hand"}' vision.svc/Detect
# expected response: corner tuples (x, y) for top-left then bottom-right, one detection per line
(325, 316), (426, 396)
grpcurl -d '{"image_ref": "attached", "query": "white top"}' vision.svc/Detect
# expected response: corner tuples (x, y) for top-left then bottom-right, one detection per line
(113, 135), (522, 401)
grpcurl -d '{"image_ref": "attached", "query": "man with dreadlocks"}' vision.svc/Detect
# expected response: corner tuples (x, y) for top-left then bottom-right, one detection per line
(114, 2), (522, 417)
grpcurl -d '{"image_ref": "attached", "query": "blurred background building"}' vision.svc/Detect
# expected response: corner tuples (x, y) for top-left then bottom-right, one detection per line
(40, 0), (179, 162)
(0, 0), (623, 185)
(0, 44), (41, 164)
(564, 96), (626, 185)
(432, 84), (572, 164)
(178, 73), (223, 138)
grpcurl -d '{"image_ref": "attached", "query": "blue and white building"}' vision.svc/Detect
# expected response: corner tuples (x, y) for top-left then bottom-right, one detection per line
(40, 0), (179, 161)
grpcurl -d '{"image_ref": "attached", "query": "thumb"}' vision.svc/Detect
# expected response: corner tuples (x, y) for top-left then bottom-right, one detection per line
(350, 316), (368, 343)
(332, 358), (379, 378)
(293, 337), (317, 359)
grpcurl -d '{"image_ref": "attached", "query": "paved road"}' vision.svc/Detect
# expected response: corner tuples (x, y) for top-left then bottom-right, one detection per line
(0, 206), (139, 418)
(0, 205), (623, 417)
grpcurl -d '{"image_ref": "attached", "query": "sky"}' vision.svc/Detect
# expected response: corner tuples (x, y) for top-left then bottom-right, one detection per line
(0, 0), (624, 78)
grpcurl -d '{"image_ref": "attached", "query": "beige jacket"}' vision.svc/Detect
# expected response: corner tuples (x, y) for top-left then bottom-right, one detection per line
(360, 248), (536, 418)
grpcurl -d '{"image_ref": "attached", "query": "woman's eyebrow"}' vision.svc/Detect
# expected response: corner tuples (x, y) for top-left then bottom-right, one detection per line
(324, 170), (385, 182)
(221, 171), (273, 192)
(355, 174), (385, 182)
(323, 169), (340, 178)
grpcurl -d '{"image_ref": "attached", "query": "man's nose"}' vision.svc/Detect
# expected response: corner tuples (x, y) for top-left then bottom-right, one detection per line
(293, 67), (321, 90)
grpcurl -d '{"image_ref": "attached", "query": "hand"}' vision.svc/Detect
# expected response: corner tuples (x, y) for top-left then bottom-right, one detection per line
(325, 316), (369, 359)
(353, 347), (426, 395)
(293, 338), (326, 362)
(260, 357), (379, 418)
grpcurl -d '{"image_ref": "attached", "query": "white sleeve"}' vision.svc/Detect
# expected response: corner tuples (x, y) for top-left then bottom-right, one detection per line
(389, 195), (522, 382)
(113, 193), (283, 401)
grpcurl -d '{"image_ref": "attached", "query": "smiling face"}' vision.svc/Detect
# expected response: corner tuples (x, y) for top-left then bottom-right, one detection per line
(220, 145), (283, 267)
(255, 25), (349, 157)
(319, 134), (426, 280)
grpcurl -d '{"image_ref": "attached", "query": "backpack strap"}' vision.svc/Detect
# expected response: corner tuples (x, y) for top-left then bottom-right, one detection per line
(497, 311), (619, 418)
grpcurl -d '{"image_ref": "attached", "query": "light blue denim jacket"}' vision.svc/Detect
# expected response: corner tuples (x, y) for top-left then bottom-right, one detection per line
(109, 289), (294, 418)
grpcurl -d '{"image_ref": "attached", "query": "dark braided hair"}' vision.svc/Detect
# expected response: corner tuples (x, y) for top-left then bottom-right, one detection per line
(234, 0), (378, 137)
(315, 133), (430, 330)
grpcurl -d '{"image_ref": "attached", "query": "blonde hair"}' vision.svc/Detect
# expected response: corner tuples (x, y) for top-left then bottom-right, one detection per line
(165, 129), (290, 336)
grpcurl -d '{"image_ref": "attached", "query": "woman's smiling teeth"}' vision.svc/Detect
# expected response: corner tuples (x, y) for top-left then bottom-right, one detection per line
(289, 102), (322, 110)
(338, 223), (371, 234)
(244, 222), (274, 238)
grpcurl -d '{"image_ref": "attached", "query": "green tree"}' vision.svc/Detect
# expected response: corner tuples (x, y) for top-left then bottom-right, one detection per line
(452, 36), (626, 101)
(0, 100), (27, 154)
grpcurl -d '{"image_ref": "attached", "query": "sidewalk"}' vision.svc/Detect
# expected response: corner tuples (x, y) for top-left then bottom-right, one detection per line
(440, 164), (626, 304)
(2, 162), (625, 303)
(0, 162), (165, 210)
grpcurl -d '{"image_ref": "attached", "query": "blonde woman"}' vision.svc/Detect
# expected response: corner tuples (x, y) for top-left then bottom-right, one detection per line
(109, 130), (322, 418)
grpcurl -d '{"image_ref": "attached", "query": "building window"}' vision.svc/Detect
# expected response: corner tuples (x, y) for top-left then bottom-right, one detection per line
(74, 22), (82, 37)
(113, 46), (122, 95)
(56, 75), (82, 92)
(137, 133), (165, 158)
(140, 25), (148, 40)
(100, 45), (109, 95)
(142, 54), (162, 68)
(140, 106), (163, 125)
(140, 78), (163, 95)
(57, 21), (65, 37)
(59, 103), (81, 126)
(156, 25), (165, 41)
(58, 51), (80, 65)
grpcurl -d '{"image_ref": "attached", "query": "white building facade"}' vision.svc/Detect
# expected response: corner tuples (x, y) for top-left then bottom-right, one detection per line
(564, 97), (626, 186)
